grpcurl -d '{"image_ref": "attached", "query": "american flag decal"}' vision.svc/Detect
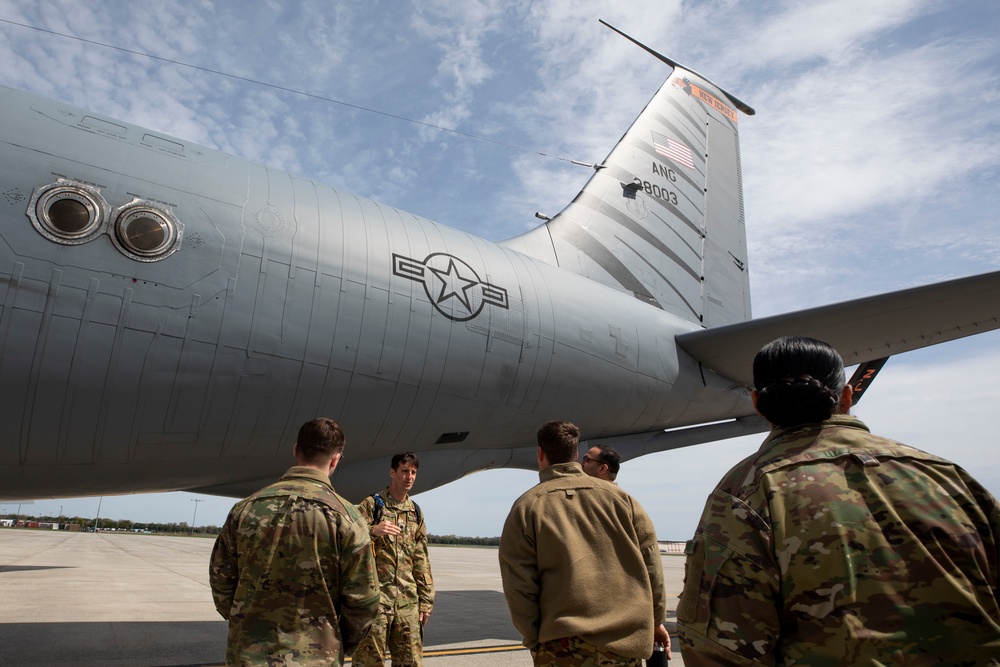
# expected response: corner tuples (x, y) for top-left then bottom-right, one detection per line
(652, 132), (695, 170)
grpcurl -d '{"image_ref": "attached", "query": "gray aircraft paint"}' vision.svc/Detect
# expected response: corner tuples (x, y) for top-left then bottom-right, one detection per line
(0, 54), (998, 502)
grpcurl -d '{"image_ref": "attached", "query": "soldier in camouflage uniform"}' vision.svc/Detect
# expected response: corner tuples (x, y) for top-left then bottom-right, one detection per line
(354, 451), (435, 666)
(209, 418), (379, 667)
(678, 336), (1000, 665)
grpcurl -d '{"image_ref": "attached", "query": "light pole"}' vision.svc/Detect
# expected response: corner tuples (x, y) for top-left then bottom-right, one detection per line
(93, 497), (103, 532)
(190, 498), (204, 535)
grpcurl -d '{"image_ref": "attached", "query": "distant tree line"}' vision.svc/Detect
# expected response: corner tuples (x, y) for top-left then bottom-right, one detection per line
(429, 534), (500, 547)
(3, 512), (499, 543)
(0, 512), (221, 535)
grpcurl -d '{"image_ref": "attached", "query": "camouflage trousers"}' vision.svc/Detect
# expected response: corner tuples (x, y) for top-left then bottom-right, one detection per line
(534, 637), (643, 667)
(352, 606), (423, 667)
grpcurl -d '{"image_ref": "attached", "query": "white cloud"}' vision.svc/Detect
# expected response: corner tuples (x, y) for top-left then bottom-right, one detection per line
(742, 0), (939, 67)
(745, 41), (1000, 240)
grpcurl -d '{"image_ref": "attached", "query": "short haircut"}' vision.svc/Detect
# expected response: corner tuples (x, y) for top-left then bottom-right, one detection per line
(753, 336), (846, 427)
(594, 444), (621, 474)
(537, 420), (580, 464)
(296, 417), (345, 463)
(391, 452), (419, 470)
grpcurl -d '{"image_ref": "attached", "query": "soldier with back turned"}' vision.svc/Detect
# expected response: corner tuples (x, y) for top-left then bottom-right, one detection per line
(209, 417), (379, 666)
(500, 420), (670, 666)
(678, 336), (1000, 665)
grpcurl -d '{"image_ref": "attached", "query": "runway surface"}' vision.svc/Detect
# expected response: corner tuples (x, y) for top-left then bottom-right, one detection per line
(0, 530), (685, 666)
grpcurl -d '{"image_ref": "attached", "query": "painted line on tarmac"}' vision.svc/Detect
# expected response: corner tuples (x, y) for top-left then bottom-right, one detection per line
(191, 643), (529, 665)
(424, 643), (528, 657)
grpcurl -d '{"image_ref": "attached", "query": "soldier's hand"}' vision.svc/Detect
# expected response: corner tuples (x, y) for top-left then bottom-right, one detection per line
(654, 623), (671, 660)
(371, 520), (401, 537)
(420, 611), (431, 626)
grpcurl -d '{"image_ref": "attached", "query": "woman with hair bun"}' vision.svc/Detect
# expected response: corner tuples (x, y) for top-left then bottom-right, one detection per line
(677, 336), (1000, 666)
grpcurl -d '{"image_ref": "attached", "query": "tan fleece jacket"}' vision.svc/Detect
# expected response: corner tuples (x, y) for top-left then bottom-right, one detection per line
(499, 462), (666, 659)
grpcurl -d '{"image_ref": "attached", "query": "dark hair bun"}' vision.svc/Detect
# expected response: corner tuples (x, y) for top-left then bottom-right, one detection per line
(755, 374), (838, 427)
(752, 337), (846, 428)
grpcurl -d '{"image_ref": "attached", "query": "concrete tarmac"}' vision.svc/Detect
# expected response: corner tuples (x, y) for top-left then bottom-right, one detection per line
(0, 530), (685, 666)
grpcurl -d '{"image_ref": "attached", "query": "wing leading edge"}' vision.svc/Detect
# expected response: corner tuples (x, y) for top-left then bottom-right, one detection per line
(677, 269), (1000, 385)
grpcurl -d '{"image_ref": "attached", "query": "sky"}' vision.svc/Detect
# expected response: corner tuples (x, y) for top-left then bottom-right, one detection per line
(1, 0), (998, 540)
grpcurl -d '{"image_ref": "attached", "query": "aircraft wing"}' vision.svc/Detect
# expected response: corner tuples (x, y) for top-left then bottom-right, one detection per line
(676, 270), (1000, 386)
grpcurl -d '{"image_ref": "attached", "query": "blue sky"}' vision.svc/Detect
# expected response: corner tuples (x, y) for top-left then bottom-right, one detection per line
(1, 0), (998, 539)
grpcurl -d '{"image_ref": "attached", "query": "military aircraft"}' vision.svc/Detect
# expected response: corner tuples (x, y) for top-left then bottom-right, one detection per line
(1, 24), (998, 502)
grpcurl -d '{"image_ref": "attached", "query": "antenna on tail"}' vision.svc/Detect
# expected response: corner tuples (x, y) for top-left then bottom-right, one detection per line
(598, 19), (755, 116)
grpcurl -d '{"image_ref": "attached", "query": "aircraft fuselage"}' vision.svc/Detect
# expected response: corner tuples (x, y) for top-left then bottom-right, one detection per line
(0, 85), (749, 500)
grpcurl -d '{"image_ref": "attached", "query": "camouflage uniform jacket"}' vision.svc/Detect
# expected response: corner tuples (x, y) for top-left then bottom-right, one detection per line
(210, 466), (380, 666)
(677, 415), (1000, 666)
(499, 462), (667, 659)
(356, 487), (434, 614)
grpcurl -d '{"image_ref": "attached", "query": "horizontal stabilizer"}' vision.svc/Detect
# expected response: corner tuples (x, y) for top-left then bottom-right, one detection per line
(586, 415), (770, 464)
(677, 270), (1000, 385)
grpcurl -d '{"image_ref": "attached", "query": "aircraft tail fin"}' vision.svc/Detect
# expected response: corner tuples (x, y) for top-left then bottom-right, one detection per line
(503, 36), (753, 327)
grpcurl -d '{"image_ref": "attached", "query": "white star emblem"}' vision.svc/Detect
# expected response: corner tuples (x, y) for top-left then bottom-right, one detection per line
(430, 258), (478, 312)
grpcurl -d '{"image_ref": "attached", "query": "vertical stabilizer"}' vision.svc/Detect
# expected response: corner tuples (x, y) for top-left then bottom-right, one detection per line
(503, 63), (752, 327)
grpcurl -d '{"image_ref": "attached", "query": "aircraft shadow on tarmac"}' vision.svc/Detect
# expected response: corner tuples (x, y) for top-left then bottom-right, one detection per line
(0, 590), (520, 667)
(0, 621), (228, 667)
(424, 590), (522, 645)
